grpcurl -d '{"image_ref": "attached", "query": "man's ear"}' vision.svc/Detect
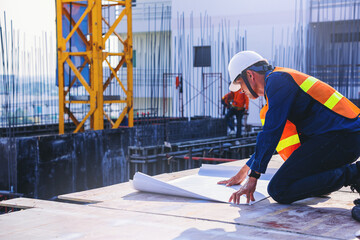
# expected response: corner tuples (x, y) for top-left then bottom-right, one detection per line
(246, 70), (254, 83)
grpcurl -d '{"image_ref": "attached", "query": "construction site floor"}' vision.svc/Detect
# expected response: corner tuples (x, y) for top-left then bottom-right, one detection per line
(0, 155), (359, 240)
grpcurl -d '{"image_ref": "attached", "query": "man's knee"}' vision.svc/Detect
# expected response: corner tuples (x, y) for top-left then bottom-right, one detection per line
(267, 181), (294, 204)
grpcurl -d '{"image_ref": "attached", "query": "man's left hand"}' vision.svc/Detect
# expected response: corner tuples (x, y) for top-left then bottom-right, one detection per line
(229, 177), (258, 204)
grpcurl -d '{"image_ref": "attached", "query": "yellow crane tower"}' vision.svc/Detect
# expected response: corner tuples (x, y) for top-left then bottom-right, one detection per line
(56, 0), (133, 134)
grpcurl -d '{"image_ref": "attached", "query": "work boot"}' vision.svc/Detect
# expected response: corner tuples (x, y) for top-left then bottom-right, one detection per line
(228, 129), (236, 136)
(351, 182), (360, 194)
(352, 205), (360, 222)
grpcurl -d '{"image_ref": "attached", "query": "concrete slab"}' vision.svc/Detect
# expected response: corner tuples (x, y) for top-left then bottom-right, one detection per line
(0, 198), (331, 240)
(0, 155), (359, 239)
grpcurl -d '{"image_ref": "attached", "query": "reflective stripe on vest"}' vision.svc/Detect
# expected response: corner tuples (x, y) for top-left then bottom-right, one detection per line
(277, 134), (300, 152)
(299, 76), (346, 112)
(324, 91), (343, 109)
(276, 120), (301, 161)
(276, 67), (360, 119)
(299, 76), (317, 92)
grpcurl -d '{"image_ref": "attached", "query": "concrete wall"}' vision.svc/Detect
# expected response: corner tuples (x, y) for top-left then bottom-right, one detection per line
(0, 118), (226, 199)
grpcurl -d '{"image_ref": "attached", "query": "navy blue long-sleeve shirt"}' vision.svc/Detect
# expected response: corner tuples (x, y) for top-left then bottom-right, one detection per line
(246, 69), (360, 173)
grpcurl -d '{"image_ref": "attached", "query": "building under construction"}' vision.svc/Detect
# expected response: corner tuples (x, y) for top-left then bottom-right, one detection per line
(0, 0), (360, 238)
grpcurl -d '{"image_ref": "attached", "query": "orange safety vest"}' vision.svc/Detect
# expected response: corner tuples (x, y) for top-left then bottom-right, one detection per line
(222, 90), (249, 110)
(260, 67), (360, 161)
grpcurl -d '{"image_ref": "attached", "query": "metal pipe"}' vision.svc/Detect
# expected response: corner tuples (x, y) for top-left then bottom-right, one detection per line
(183, 156), (237, 162)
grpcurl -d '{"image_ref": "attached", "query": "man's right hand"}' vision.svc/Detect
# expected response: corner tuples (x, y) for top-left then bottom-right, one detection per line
(229, 176), (258, 204)
(217, 164), (250, 186)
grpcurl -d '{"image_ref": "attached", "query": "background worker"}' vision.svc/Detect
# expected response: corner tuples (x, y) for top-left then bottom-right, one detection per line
(221, 90), (249, 137)
(218, 51), (360, 213)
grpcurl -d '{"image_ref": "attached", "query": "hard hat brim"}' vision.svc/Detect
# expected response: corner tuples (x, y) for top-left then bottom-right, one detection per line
(229, 81), (241, 92)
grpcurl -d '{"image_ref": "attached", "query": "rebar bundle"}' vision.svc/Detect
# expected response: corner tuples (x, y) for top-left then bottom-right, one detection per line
(0, 13), (58, 137)
(273, 0), (360, 105)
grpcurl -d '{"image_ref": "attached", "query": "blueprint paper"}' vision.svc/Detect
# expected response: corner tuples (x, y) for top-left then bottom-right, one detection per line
(132, 164), (274, 204)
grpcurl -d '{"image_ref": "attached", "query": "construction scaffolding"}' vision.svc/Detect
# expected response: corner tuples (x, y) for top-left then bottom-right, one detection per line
(56, 0), (133, 134)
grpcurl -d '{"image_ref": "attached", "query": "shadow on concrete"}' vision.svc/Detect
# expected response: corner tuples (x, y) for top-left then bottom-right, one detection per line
(122, 191), (238, 203)
(172, 197), (357, 240)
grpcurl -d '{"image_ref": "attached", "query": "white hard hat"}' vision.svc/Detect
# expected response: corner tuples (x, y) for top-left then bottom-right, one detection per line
(228, 51), (268, 92)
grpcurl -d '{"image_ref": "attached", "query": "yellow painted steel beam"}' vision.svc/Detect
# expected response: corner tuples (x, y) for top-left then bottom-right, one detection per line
(66, 58), (93, 94)
(102, 17), (125, 44)
(62, 7), (90, 48)
(64, 60), (89, 96)
(62, 0), (86, 3)
(103, 110), (115, 127)
(103, 57), (126, 91)
(74, 105), (96, 133)
(106, 0), (126, 5)
(64, 107), (85, 132)
(104, 100), (127, 104)
(64, 52), (89, 56)
(65, 100), (90, 104)
(105, 59), (127, 94)
(64, 1), (95, 44)
(103, 7), (126, 43)
(113, 107), (128, 128)
(104, 52), (125, 57)
(65, 2), (88, 7)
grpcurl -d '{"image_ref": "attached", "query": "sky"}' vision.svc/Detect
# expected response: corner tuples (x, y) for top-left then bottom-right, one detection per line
(0, 0), (56, 38)
(0, 0), (301, 38)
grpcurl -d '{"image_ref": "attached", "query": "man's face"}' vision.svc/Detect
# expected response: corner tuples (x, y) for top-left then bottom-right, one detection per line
(234, 76), (257, 100)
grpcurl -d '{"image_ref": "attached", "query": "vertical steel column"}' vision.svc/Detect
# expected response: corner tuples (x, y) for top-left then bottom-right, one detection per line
(56, 0), (65, 134)
(126, 0), (134, 127)
(91, 0), (104, 130)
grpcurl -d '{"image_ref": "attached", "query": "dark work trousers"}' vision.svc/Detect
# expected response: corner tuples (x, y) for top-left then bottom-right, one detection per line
(225, 107), (244, 137)
(267, 131), (360, 204)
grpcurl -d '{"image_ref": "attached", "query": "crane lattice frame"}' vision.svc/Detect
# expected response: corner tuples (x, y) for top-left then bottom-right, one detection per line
(56, 0), (133, 134)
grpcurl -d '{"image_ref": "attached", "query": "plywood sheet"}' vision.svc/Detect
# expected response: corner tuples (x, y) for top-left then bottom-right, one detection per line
(57, 167), (201, 203)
